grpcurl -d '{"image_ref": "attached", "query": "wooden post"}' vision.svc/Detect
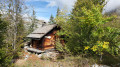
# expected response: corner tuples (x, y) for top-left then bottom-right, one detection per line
(41, 37), (45, 50)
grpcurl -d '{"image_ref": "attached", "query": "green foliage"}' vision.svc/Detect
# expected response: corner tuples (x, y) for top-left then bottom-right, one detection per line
(55, 8), (69, 30)
(55, 39), (64, 52)
(56, 7), (60, 17)
(49, 14), (55, 24)
(28, 9), (38, 33)
(0, 48), (13, 67)
(55, 0), (120, 58)
(67, 4), (113, 55)
(71, 0), (105, 17)
(0, 15), (7, 47)
(55, 9), (70, 54)
(0, 0), (27, 66)
(0, 14), (13, 67)
(55, 39), (69, 53)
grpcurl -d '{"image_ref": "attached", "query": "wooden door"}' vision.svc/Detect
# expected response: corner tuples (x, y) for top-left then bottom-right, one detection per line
(32, 40), (40, 49)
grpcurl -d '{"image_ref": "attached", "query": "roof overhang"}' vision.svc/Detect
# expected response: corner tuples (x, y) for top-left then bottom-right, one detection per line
(26, 24), (57, 39)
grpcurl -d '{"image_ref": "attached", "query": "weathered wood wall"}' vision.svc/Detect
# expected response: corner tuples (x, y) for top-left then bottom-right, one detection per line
(43, 30), (57, 50)
(31, 29), (58, 50)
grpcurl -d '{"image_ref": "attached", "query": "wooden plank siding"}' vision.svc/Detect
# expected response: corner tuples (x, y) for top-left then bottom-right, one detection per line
(31, 29), (58, 50)
(43, 30), (57, 50)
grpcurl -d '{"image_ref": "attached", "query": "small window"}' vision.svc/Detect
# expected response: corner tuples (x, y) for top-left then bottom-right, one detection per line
(45, 36), (51, 39)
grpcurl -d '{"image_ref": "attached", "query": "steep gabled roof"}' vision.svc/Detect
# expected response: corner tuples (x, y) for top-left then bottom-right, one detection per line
(27, 24), (57, 39)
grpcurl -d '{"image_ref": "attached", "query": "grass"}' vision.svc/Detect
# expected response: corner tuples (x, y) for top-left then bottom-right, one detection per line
(14, 50), (120, 67)
(15, 54), (120, 67)
(100, 53), (120, 66)
(14, 54), (96, 67)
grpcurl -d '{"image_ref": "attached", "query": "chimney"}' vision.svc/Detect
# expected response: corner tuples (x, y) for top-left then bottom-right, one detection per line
(42, 22), (46, 27)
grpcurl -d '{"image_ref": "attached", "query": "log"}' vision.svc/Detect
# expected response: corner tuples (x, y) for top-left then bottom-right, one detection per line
(27, 47), (44, 54)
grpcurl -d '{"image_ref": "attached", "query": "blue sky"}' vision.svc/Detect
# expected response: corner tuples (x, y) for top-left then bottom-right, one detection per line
(25, 0), (57, 22)
(24, 0), (120, 22)
(24, 0), (76, 22)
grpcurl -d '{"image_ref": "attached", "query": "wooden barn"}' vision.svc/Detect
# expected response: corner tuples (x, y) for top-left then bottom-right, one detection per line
(26, 24), (60, 52)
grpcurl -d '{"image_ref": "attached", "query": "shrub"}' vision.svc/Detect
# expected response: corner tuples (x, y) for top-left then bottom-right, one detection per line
(55, 39), (70, 54)
(56, 0), (120, 59)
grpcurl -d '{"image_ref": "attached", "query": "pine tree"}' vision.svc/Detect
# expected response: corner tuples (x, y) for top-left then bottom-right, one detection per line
(0, 14), (12, 67)
(56, 7), (60, 16)
(3, 0), (27, 51)
(0, 14), (7, 47)
(49, 14), (55, 24)
(2, 0), (27, 60)
(29, 9), (37, 33)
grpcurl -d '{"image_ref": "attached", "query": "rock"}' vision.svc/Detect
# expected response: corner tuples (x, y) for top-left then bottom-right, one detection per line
(38, 54), (42, 58)
(24, 46), (28, 52)
(111, 63), (120, 67)
(37, 52), (59, 60)
(24, 46), (28, 49)
(91, 64), (110, 67)
(24, 55), (29, 60)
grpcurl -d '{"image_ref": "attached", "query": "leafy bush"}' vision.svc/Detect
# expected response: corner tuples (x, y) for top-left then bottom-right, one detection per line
(55, 39), (69, 54)
(0, 14), (13, 67)
(55, 0), (120, 59)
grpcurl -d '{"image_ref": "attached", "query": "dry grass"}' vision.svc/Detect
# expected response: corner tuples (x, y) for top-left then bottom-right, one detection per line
(15, 57), (76, 67)
(15, 50), (120, 67)
(15, 59), (75, 67)
(14, 53), (92, 67)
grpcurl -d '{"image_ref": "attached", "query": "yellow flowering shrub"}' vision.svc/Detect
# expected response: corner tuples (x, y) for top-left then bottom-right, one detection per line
(90, 41), (110, 55)
(103, 42), (109, 49)
(84, 41), (110, 53)
(84, 46), (90, 50)
(91, 45), (98, 51)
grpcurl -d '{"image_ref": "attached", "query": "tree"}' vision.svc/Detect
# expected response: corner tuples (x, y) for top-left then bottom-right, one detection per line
(0, 0), (27, 60)
(49, 14), (55, 24)
(2, 0), (27, 51)
(71, 0), (105, 18)
(56, 0), (120, 58)
(29, 8), (38, 33)
(4, 0), (21, 50)
(56, 7), (60, 17)
(0, 14), (12, 67)
(55, 8), (69, 28)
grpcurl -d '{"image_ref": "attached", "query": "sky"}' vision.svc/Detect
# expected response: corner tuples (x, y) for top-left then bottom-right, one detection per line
(103, 0), (120, 14)
(25, 0), (76, 22)
(24, 0), (120, 22)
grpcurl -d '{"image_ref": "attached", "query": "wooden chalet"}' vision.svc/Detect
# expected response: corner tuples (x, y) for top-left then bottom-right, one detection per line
(26, 24), (60, 51)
